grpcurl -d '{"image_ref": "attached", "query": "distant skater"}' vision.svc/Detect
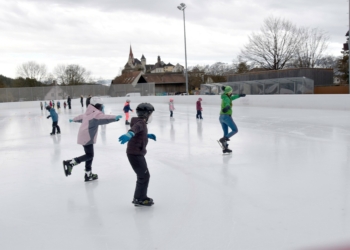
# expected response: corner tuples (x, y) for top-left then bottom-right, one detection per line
(123, 99), (133, 125)
(57, 101), (61, 110)
(217, 86), (245, 154)
(86, 95), (91, 107)
(62, 97), (122, 182)
(40, 102), (43, 111)
(169, 98), (175, 117)
(119, 103), (156, 207)
(67, 96), (71, 109)
(196, 98), (203, 119)
(64, 102), (67, 109)
(46, 105), (60, 136)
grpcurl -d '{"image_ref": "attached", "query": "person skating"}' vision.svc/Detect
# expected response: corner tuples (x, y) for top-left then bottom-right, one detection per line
(67, 96), (71, 109)
(86, 95), (91, 107)
(218, 86), (245, 154)
(63, 102), (67, 109)
(196, 98), (203, 119)
(123, 99), (133, 125)
(57, 101), (61, 110)
(80, 95), (83, 107)
(169, 98), (175, 117)
(46, 105), (61, 135)
(63, 97), (122, 181)
(40, 102), (43, 111)
(119, 103), (156, 207)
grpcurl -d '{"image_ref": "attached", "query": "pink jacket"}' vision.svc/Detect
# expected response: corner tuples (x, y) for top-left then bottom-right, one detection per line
(73, 105), (116, 145)
(169, 102), (175, 111)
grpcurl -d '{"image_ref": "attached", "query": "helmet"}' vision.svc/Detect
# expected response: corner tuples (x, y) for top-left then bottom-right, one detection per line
(90, 96), (104, 111)
(136, 103), (155, 120)
(126, 99), (130, 103)
(46, 105), (51, 111)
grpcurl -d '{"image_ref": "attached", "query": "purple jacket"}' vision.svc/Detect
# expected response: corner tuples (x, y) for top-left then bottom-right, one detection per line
(73, 105), (116, 145)
(196, 101), (202, 111)
(127, 117), (148, 156)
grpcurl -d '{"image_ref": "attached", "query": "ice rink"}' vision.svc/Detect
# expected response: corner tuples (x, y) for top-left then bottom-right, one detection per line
(1, 100), (350, 250)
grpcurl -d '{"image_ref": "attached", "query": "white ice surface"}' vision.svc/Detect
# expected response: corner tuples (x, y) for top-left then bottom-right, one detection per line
(1, 103), (350, 250)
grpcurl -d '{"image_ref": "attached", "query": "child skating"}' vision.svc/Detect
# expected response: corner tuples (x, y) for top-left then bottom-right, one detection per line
(169, 98), (175, 117)
(63, 97), (122, 182)
(218, 86), (245, 154)
(118, 103), (156, 207)
(123, 99), (133, 125)
(196, 98), (203, 119)
(46, 105), (61, 135)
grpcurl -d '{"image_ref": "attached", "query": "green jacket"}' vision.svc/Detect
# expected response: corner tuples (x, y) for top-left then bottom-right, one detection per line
(220, 93), (240, 115)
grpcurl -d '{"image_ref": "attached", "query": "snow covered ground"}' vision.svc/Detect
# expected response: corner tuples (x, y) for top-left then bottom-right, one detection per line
(1, 102), (350, 250)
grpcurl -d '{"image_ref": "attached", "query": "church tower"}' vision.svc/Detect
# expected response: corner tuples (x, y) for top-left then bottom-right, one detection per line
(141, 54), (146, 68)
(128, 45), (135, 67)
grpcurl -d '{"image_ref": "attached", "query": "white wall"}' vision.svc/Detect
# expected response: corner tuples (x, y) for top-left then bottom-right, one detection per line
(1, 94), (350, 110)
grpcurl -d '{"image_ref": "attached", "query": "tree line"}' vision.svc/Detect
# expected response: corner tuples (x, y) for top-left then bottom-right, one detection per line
(0, 62), (94, 88)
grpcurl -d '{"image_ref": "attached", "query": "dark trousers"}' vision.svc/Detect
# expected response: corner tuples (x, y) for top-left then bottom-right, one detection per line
(170, 111), (173, 117)
(127, 154), (150, 200)
(196, 110), (203, 119)
(75, 144), (94, 172)
(68, 102), (71, 109)
(52, 121), (61, 134)
(81, 102), (83, 107)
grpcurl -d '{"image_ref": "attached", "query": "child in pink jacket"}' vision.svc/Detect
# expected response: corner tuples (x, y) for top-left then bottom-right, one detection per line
(169, 98), (175, 117)
(63, 97), (122, 182)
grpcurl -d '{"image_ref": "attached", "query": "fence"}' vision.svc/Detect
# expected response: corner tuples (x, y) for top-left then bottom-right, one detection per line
(0, 83), (155, 102)
(200, 77), (314, 95)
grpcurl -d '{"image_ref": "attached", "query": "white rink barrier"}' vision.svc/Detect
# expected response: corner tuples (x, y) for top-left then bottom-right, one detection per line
(0, 94), (350, 110)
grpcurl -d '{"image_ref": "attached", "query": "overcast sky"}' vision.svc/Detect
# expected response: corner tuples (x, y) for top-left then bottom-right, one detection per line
(0, 0), (347, 80)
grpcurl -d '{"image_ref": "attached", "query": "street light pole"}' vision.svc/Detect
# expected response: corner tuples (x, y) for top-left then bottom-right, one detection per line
(178, 3), (189, 95)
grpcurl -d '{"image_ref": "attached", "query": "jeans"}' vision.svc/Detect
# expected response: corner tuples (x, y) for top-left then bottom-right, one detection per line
(170, 111), (173, 117)
(75, 144), (94, 172)
(219, 115), (238, 139)
(196, 110), (203, 119)
(127, 154), (150, 200)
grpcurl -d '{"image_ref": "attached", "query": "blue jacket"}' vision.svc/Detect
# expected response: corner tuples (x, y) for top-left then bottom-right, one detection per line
(48, 108), (58, 122)
(123, 103), (133, 113)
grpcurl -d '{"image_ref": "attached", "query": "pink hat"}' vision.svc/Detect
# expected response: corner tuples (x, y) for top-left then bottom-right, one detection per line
(170, 98), (173, 102)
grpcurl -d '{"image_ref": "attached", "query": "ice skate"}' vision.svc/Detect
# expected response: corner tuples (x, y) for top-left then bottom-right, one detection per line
(57, 131), (61, 135)
(125, 120), (130, 125)
(85, 172), (98, 182)
(50, 133), (55, 136)
(223, 148), (232, 154)
(62, 159), (77, 176)
(217, 137), (227, 150)
(132, 197), (154, 207)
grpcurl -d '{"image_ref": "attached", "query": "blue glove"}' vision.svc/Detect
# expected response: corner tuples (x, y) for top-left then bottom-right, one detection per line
(119, 131), (134, 144)
(69, 119), (73, 123)
(115, 115), (122, 121)
(147, 134), (156, 141)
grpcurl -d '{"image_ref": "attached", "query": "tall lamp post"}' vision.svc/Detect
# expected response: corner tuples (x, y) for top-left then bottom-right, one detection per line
(177, 3), (188, 95)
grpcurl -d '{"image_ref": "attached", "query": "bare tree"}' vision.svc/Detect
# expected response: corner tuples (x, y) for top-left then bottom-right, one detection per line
(54, 64), (92, 85)
(240, 16), (302, 70)
(16, 61), (47, 81)
(294, 27), (329, 68)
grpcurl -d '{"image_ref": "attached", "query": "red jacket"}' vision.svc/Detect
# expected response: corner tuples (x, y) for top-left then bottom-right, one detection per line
(196, 101), (202, 111)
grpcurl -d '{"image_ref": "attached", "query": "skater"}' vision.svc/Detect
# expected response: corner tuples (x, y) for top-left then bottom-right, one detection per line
(196, 98), (203, 119)
(67, 96), (71, 109)
(169, 98), (175, 117)
(49, 100), (52, 107)
(86, 95), (91, 107)
(63, 102), (67, 109)
(80, 95), (83, 107)
(62, 97), (122, 182)
(123, 99), (133, 125)
(218, 86), (245, 154)
(52, 100), (55, 109)
(44, 101), (47, 107)
(46, 105), (61, 135)
(119, 103), (156, 207)
(57, 101), (61, 110)
(40, 102), (43, 111)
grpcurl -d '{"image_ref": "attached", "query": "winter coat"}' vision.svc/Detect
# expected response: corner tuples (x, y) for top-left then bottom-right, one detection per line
(67, 97), (71, 104)
(86, 97), (91, 106)
(196, 101), (202, 111)
(127, 117), (148, 156)
(123, 102), (133, 113)
(73, 105), (116, 145)
(48, 108), (58, 122)
(80, 97), (83, 103)
(220, 94), (240, 116)
(169, 102), (174, 111)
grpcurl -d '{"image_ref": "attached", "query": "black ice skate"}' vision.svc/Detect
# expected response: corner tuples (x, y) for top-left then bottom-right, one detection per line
(125, 120), (130, 125)
(85, 172), (98, 182)
(223, 147), (232, 154)
(50, 133), (55, 136)
(62, 159), (77, 176)
(57, 132), (61, 135)
(217, 137), (228, 150)
(132, 197), (154, 207)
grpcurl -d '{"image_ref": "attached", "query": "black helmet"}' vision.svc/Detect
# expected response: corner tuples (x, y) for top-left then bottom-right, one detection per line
(136, 103), (155, 120)
(46, 105), (51, 111)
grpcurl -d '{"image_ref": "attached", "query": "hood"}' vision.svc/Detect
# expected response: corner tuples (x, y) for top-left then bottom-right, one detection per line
(124, 102), (130, 106)
(85, 104), (100, 115)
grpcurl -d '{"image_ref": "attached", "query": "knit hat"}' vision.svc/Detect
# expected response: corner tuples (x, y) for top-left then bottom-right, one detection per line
(90, 96), (103, 106)
(224, 86), (232, 94)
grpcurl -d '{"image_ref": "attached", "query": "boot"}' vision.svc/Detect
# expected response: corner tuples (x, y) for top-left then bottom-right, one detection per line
(62, 159), (77, 176)
(85, 172), (98, 182)
(125, 120), (130, 125)
(132, 197), (154, 207)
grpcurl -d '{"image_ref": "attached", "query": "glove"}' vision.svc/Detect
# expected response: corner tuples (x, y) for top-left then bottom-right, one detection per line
(69, 119), (73, 123)
(239, 94), (246, 97)
(222, 106), (230, 113)
(47, 116), (50, 119)
(147, 134), (156, 141)
(119, 131), (134, 144)
(115, 115), (122, 121)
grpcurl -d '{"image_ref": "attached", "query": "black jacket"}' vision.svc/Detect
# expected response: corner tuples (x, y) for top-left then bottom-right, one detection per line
(127, 117), (148, 156)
